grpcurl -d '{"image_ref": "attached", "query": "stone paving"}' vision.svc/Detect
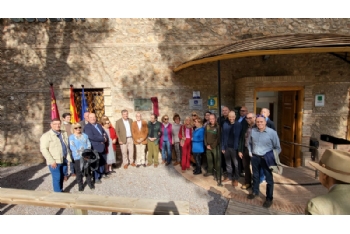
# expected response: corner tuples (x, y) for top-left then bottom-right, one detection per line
(175, 161), (327, 214)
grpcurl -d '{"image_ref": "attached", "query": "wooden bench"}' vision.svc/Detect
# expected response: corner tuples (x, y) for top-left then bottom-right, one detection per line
(0, 188), (189, 215)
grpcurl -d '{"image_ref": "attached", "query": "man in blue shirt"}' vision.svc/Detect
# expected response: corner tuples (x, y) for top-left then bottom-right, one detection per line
(247, 115), (281, 208)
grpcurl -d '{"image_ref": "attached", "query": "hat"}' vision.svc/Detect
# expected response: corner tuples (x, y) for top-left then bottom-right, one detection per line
(309, 149), (350, 183)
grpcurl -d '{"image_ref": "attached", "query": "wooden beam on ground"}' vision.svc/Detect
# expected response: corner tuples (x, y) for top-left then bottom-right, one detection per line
(0, 188), (189, 215)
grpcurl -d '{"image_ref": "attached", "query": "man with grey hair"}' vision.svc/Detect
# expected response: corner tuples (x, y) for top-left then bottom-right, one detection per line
(247, 115), (281, 208)
(131, 112), (148, 167)
(115, 109), (134, 169)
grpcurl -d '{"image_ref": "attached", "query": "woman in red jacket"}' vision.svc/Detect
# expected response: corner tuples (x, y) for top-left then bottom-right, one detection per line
(101, 118), (118, 174)
(178, 116), (193, 172)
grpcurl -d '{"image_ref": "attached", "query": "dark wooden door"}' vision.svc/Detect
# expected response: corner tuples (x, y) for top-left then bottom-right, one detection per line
(280, 91), (297, 167)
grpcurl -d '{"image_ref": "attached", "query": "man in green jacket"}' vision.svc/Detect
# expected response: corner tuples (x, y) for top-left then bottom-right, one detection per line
(147, 114), (161, 168)
(204, 114), (221, 181)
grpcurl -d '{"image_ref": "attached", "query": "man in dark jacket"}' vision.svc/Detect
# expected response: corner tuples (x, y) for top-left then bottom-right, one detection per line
(147, 114), (161, 168)
(221, 111), (242, 187)
(261, 108), (275, 130)
(84, 113), (108, 184)
(238, 112), (256, 190)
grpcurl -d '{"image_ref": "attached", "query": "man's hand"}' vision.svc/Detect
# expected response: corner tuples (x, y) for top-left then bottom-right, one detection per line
(119, 141), (123, 145)
(207, 145), (211, 150)
(222, 150), (225, 154)
(112, 139), (117, 144)
(51, 162), (57, 169)
(238, 152), (243, 159)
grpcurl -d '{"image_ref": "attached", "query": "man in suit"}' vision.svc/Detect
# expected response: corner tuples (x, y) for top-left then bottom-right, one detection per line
(306, 149), (350, 215)
(260, 108), (275, 130)
(237, 106), (249, 177)
(84, 113), (108, 184)
(115, 109), (134, 169)
(40, 118), (72, 192)
(79, 111), (90, 132)
(131, 112), (148, 168)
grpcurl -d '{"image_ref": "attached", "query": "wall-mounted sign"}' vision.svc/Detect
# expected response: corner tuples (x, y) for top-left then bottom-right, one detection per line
(134, 99), (152, 111)
(207, 95), (217, 110)
(193, 91), (200, 99)
(315, 94), (325, 107)
(189, 99), (203, 110)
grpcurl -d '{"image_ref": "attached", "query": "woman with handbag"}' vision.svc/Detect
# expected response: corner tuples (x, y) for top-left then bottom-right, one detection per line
(178, 116), (193, 173)
(68, 123), (94, 191)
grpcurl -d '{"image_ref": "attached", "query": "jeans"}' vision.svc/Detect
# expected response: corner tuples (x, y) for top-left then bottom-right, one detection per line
(260, 167), (266, 183)
(193, 153), (202, 173)
(251, 155), (274, 201)
(161, 141), (172, 164)
(48, 163), (64, 192)
(94, 153), (106, 180)
(224, 148), (239, 181)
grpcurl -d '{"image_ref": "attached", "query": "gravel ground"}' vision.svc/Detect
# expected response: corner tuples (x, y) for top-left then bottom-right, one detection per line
(0, 163), (229, 215)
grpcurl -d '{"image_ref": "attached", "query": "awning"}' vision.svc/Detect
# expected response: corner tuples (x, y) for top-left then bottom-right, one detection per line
(173, 33), (350, 72)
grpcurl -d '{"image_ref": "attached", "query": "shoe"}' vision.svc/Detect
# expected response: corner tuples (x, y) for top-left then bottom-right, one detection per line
(95, 179), (102, 184)
(232, 180), (239, 187)
(64, 176), (68, 182)
(123, 164), (128, 169)
(240, 172), (245, 177)
(142, 164), (146, 168)
(247, 193), (257, 199)
(161, 160), (166, 164)
(193, 171), (202, 175)
(104, 174), (110, 179)
(182, 170), (186, 173)
(71, 173), (76, 177)
(154, 164), (158, 168)
(203, 172), (213, 177)
(78, 187), (84, 192)
(186, 168), (191, 170)
(110, 170), (116, 173)
(136, 165), (141, 168)
(88, 184), (95, 190)
(241, 184), (251, 190)
(222, 177), (231, 182)
(263, 200), (273, 208)
(165, 162), (171, 166)
(173, 161), (180, 166)
(131, 162), (136, 167)
(147, 163), (153, 166)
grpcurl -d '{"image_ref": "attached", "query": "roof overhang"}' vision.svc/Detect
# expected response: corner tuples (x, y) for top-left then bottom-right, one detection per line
(173, 34), (350, 72)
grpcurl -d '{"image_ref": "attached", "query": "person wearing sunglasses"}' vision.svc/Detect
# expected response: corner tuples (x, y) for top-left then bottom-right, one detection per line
(68, 123), (94, 191)
(160, 115), (173, 166)
(101, 118), (117, 174)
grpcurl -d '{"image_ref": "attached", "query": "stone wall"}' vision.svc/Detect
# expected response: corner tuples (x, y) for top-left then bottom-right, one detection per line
(1, 18), (350, 164)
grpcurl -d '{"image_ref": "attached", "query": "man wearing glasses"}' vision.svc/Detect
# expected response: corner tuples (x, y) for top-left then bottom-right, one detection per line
(247, 115), (281, 208)
(40, 118), (72, 192)
(238, 112), (256, 190)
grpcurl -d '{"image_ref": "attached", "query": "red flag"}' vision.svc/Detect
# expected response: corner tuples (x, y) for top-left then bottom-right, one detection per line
(69, 85), (79, 123)
(50, 84), (60, 120)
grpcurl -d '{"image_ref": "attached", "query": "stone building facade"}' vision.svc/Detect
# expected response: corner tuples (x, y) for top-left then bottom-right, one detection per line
(1, 18), (350, 164)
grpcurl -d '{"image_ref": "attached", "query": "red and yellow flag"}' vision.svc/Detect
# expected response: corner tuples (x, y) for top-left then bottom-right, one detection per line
(69, 85), (79, 123)
(50, 84), (60, 120)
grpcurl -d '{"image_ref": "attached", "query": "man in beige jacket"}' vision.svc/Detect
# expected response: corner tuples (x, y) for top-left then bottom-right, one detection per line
(40, 118), (72, 192)
(131, 112), (148, 167)
(115, 109), (134, 169)
(305, 149), (350, 215)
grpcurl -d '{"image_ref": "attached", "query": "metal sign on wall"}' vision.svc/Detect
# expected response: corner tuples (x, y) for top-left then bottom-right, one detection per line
(207, 95), (218, 110)
(189, 99), (203, 110)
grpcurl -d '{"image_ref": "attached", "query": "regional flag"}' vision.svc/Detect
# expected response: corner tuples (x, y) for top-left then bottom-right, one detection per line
(81, 86), (89, 120)
(50, 84), (60, 120)
(69, 86), (79, 123)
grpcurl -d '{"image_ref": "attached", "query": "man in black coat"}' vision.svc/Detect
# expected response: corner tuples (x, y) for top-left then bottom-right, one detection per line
(260, 108), (275, 130)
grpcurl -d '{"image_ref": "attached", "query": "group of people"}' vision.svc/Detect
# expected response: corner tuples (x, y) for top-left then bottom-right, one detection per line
(39, 106), (350, 214)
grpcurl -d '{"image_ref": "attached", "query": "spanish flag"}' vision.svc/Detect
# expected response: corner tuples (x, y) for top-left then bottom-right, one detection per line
(69, 85), (79, 123)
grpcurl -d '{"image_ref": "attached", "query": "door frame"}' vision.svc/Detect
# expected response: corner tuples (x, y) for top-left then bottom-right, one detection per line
(254, 86), (304, 167)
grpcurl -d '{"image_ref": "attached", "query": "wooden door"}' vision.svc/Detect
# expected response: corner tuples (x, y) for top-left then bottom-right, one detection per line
(280, 91), (297, 167)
